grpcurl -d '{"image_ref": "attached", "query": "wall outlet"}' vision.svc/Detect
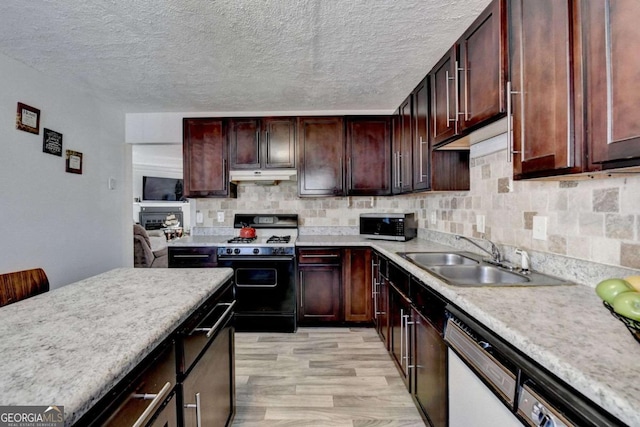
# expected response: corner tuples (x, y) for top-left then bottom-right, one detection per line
(108, 177), (116, 190)
(217, 211), (225, 223)
(476, 214), (485, 234)
(196, 210), (204, 224)
(430, 211), (437, 226)
(532, 216), (547, 240)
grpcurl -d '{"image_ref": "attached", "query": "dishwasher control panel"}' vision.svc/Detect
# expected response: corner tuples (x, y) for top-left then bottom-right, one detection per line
(519, 384), (572, 427)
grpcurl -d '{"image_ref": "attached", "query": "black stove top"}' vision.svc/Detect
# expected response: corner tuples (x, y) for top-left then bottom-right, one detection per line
(227, 236), (258, 244)
(266, 235), (291, 244)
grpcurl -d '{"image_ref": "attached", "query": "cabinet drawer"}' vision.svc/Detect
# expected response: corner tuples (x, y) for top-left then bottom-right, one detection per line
(169, 247), (217, 268)
(102, 342), (176, 427)
(298, 248), (341, 264)
(178, 282), (235, 375)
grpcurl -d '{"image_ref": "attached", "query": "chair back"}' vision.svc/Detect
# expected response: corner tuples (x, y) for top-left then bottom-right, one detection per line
(0, 268), (49, 307)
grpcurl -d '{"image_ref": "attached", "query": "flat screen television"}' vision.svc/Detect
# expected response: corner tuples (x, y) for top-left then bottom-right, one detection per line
(142, 176), (184, 201)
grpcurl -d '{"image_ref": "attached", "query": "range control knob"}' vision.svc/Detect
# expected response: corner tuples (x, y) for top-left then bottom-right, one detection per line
(253, 248), (260, 255)
(234, 248), (241, 255)
(226, 248), (232, 255)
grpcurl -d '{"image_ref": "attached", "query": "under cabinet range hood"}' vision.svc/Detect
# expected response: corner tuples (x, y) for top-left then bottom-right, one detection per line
(229, 169), (297, 185)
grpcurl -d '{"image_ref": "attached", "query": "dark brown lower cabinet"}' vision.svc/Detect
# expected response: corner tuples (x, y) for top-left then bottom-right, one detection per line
(179, 282), (235, 427)
(148, 394), (178, 427)
(298, 265), (341, 323)
(412, 308), (448, 427)
(389, 283), (411, 389)
(343, 248), (372, 322)
(181, 317), (234, 427)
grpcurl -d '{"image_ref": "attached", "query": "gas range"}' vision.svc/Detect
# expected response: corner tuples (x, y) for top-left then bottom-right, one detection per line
(216, 213), (299, 332)
(216, 214), (298, 257)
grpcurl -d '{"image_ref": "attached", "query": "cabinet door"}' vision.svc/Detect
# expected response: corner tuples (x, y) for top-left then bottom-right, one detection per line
(229, 118), (260, 170)
(393, 97), (413, 194)
(343, 248), (372, 322)
(183, 118), (234, 197)
(582, 0), (640, 168)
(346, 117), (392, 196)
(412, 78), (430, 191)
(182, 320), (234, 427)
(297, 117), (345, 196)
(508, 0), (582, 179)
(389, 285), (411, 388)
(459, 0), (506, 132)
(413, 309), (447, 427)
(298, 265), (341, 323)
(430, 47), (459, 146)
(263, 117), (296, 169)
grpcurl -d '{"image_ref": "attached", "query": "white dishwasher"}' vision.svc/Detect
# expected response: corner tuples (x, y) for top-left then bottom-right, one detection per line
(446, 314), (522, 427)
(448, 348), (522, 427)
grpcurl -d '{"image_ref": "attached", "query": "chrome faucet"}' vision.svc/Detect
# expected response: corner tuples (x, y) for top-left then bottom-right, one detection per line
(455, 234), (502, 263)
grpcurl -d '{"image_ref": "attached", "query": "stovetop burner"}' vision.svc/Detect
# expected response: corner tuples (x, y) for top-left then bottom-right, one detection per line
(266, 235), (291, 244)
(227, 236), (257, 244)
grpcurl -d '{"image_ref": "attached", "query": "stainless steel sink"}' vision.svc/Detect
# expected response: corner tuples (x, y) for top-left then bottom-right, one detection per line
(401, 252), (479, 266)
(397, 251), (573, 287)
(428, 265), (528, 286)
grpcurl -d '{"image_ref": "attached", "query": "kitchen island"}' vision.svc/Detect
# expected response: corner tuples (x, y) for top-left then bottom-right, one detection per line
(297, 235), (640, 426)
(0, 267), (233, 425)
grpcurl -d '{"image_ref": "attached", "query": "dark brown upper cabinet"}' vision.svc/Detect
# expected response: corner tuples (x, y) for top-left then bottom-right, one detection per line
(430, 47), (460, 146)
(582, 0), (640, 170)
(508, 0), (583, 179)
(412, 77), (430, 191)
(431, 0), (507, 148)
(229, 117), (296, 170)
(458, 0), (507, 132)
(183, 118), (237, 198)
(297, 117), (345, 197)
(346, 116), (392, 196)
(393, 96), (414, 194)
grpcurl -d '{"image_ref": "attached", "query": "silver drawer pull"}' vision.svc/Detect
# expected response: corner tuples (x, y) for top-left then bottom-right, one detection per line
(174, 254), (211, 258)
(131, 381), (172, 427)
(300, 254), (339, 258)
(184, 392), (202, 427)
(191, 301), (236, 338)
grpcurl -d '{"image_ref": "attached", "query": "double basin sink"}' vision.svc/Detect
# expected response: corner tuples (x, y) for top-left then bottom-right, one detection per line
(398, 252), (572, 287)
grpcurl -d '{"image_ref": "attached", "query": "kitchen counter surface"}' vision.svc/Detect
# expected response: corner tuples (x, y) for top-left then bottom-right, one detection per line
(0, 267), (233, 425)
(297, 235), (640, 426)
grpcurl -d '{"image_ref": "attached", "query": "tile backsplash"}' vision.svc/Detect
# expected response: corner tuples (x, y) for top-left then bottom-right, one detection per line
(194, 133), (640, 271)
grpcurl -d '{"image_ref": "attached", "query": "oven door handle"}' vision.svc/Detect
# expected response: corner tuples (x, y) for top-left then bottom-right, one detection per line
(218, 256), (295, 262)
(236, 283), (278, 288)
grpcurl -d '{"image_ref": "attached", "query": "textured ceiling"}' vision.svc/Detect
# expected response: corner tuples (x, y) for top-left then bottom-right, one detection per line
(0, 0), (492, 113)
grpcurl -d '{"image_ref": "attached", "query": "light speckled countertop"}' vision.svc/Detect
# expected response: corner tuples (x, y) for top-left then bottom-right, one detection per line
(297, 235), (640, 426)
(0, 267), (233, 426)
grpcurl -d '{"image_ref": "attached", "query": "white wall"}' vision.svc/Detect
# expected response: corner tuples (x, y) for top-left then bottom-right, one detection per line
(0, 53), (131, 289)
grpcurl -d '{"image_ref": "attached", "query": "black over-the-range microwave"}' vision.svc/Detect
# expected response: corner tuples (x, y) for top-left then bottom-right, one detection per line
(359, 213), (417, 241)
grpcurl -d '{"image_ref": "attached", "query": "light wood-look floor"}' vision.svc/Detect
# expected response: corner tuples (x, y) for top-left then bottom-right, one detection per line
(232, 327), (425, 426)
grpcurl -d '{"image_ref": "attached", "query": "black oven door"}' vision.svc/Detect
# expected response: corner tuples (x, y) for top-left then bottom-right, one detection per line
(218, 256), (296, 332)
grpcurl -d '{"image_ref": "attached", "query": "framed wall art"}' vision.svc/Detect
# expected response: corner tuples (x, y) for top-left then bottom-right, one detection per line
(65, 150), (83, 174)
(43, 128), (63, 156)
(16, 102), (40, 134)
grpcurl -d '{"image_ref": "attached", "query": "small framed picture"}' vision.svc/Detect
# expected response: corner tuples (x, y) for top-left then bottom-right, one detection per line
(65, 150), (83, 174)
(16, 102), (40, 134)
(43, 128), (63, 156)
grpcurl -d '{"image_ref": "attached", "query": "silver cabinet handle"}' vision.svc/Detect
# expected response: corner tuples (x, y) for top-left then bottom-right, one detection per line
(419, 136), (428, 181)
(404, 314), (413, 370)
(222, 159), (227, 191)
(446, 70), (452, 124)
(184, 392), (202, 427)
(348, 157), (352, 191)
(299, 271), (304, 308)
(265, 131), (270, 164)
(506, 81), (522, 162)
(192, 301), (236, 338)
(399, 308), (404, 371)
(300, 254), (340, 258)
(256, 130), (260, 164)
(460, 60), (469, 121)
(397, 152), (402, 187)
(174, 254), (211, 258)
(132, 381), (172, 427)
